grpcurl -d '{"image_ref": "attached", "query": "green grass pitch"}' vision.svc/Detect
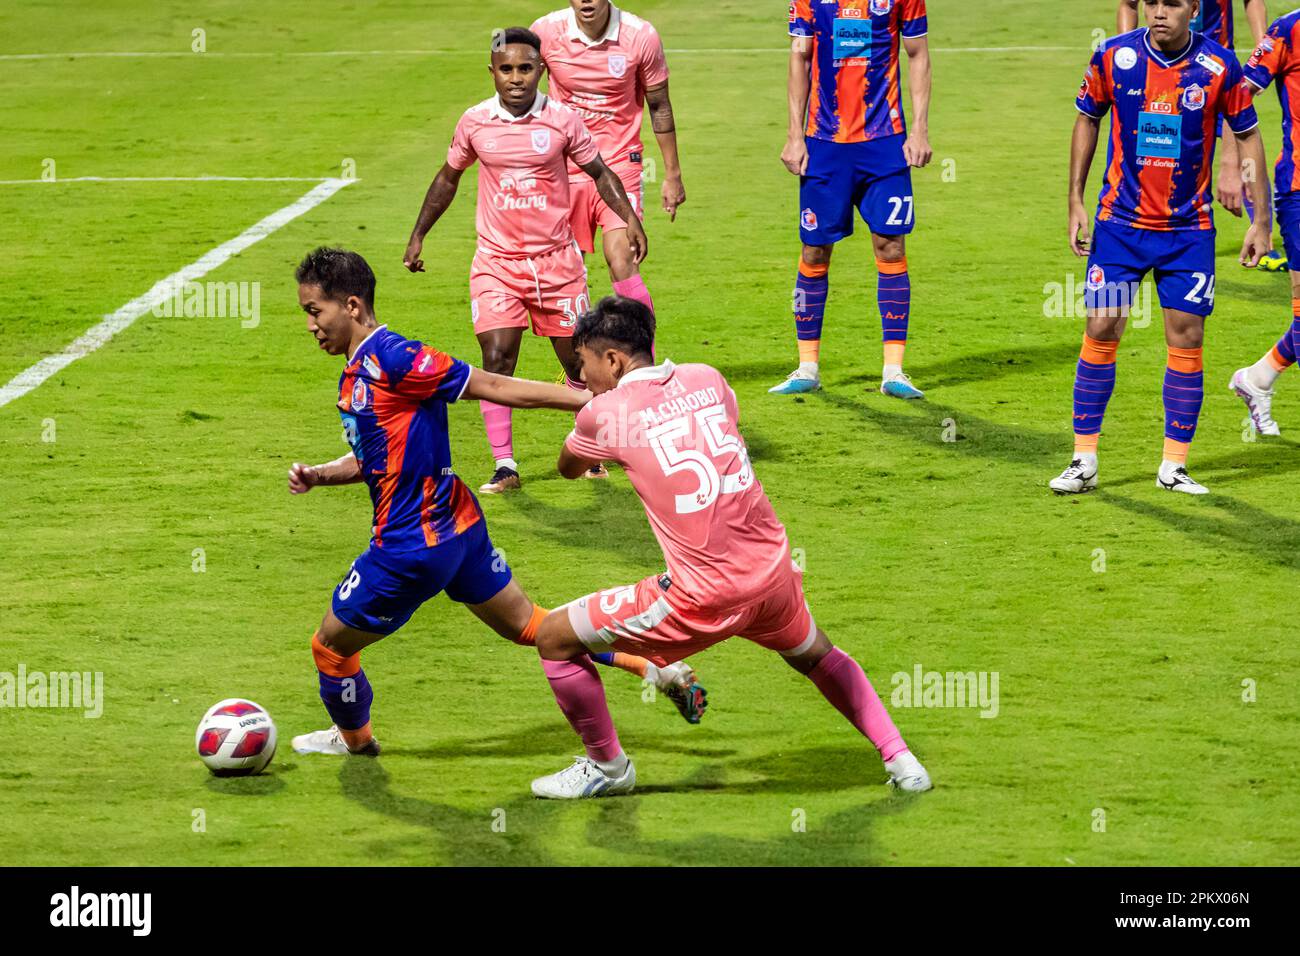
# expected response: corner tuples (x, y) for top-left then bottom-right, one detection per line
(1, 0), (1297, 866)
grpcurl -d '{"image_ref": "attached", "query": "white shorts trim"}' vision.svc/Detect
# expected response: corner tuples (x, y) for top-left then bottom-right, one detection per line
(779, 603), (819, 657)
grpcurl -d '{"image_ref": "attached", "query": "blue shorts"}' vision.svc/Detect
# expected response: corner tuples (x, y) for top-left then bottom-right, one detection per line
(1084, 219), (1217, 317)
(1276, 190), (1300, 267)
(330, 519), (512, 636)
(799, 134), (915, 244)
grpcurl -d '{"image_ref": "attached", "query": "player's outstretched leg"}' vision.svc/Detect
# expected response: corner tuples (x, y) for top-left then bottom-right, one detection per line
(873, 234), (924, 400)
(1051, 324), (1120, 495)
(771, 244), (830, 395)
(1157, 311), (1208, 495)
(530, 609), (635, 799)
(1230, 298), (1298, 437)
(292, 612), (385, 756)
(782, 628), (930, 791)
(476, 328), (525, 494)
(602, 228), (656, 318)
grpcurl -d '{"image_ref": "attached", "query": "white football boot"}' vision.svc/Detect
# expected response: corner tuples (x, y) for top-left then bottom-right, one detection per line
(531, 755), (636, 799)
(1229, 368), (1281, 436)
(1156, 462), (1209, 495)
(884, 751), (933, 792)
(291, 725), (381, 756)
(1049, 456), (1099, 494)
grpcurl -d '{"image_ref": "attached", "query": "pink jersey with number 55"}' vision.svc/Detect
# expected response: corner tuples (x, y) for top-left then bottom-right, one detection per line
(565, 360), (793, 612)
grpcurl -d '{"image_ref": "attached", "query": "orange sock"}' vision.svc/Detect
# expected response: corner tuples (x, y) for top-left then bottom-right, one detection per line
(1163, 438), (1190, 464)
(610, 652), (649, 679)
(514, 604), (548, 646)
(311, 631), (359, 677)
(883, 341), (906, 367)
(1074, 433), (1099, 455)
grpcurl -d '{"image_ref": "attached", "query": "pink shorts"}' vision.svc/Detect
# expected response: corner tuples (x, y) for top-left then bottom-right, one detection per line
(566, 566), (816, 667)
(469, 241), (590, 338)
(568, 162), (644, 254)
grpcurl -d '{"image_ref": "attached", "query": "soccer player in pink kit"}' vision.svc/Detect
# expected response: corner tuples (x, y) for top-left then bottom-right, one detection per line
(525, 296), (932, 798)
(404, 28), (648, 495)
(532, 1), (685, 312)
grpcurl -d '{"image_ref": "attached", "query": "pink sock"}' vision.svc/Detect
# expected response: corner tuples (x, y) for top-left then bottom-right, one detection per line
(808, 647), (907, 762)
(479, 401), (513, 462)
(612, 275), (654, 313)
(541, 656), (622, 762)
(611, 275), (656, 359)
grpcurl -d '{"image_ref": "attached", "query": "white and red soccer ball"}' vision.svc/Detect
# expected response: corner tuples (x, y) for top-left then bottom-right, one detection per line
(195, 699), (277, 776)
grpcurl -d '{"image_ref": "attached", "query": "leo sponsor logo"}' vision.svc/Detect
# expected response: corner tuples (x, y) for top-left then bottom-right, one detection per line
(840, 6), (863, 17)
(1148, 99), (1175, 114)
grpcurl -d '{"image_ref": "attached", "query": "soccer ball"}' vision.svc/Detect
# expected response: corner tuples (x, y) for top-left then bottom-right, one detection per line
(195, 698), (277, 776)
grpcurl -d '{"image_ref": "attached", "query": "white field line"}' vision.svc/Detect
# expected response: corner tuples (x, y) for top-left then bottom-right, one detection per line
(0, 177), (354, 410)
(0, 45), (1102, 61)
(0, 176), (341, 185)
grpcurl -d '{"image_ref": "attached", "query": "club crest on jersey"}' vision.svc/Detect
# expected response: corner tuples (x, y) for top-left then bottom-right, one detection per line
(870, 0), (892, 15)
(801, 207), (818, 231)
(350, 380), (369, 412)
(1182, 83), (1205, 111)
(608, 54), (627, 78)
(1086, 265), (1106, 291)
(530, 129), (550, 154)
(1115, 46), (1138, 70)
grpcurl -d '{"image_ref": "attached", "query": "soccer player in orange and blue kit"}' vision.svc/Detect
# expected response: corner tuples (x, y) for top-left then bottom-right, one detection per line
(1055, 0), (1272, 497)
(1230, 6), (1300, 434)
(1120, 0), (1281, 266)
(771, 0), (932, 400)
(286, 249), (705, 757)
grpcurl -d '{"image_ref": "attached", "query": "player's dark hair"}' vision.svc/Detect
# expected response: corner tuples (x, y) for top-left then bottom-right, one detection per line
(573, 296), (656, 360)
(493, 27), (541, 55)
(294, 247), (377, 310)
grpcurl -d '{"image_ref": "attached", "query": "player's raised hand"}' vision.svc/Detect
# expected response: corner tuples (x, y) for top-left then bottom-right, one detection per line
(1068, 202), (1092, 258)
(780, 136), (809, 176)
(1240, 221), (1270, 269)
(903, 130), (933, 168)
(403, 236), (426, 273)
(626, 217), (649, 264)
(662, 175), (686, 221)
(288, 462), (320, 495)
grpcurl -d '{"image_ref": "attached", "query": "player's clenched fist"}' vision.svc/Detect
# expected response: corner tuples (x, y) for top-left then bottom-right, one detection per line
(903, 131), (932, 168)
(288, 462), (320, 495)
(1068, 202), (1092, 258)
(781, 137), (809, 176)
(402, 236), (425, 273)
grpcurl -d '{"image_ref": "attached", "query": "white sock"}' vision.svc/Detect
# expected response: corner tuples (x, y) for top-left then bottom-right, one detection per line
(494, 457), (518, 472)
(798, 361), (819, 378)
(882, 363), (902, 379)
(1160, 459), (1185, 475)
(596, 751), (629, 778)
(643, 662), (661, 689)
(1076, 451), (1098, 468)
(1246, 354), (1283, 391)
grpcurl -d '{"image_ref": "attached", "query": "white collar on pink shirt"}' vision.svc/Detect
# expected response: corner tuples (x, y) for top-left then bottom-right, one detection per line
(617, 359), (674, 389)
(566, 4), (621, 47)
(488, 92), (548, 123)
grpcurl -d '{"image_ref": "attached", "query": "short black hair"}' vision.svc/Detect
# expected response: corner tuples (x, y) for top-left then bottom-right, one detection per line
(492, 27), (541, 55)
(573, 296), (656, 359)
(294, 247), (376, 310)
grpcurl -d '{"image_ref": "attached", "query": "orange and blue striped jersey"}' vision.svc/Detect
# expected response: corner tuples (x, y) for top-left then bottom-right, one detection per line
(1245, 10), (1300, 195)
(1192, 0), (1235, 49)
(788, 0), (928, 144)
(1077, 29), (1258, 231)
(337, 326), (482, 551)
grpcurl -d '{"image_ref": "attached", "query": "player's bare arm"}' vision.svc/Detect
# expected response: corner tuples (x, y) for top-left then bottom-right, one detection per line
(781, 36), (813, 175)
(580, 155), (648, 263)
(462, 367), (593, 412)
(1236, 124), (1272, 266)
(644, 81), (685, 220)
(1068, 112), (1101, 257)
(1118, 0), (1139, 33)
(556, 443), (599, 480)
(288, 454), (362, 494)
(404, 162), (465, 273)
(1218, 128), (1246, 216)
(902, 35), (933, 168)
(1245, 0), (1270, 44)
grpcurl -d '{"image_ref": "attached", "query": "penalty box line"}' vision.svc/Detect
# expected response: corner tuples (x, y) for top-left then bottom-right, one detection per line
(0, 176), (355, 410)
